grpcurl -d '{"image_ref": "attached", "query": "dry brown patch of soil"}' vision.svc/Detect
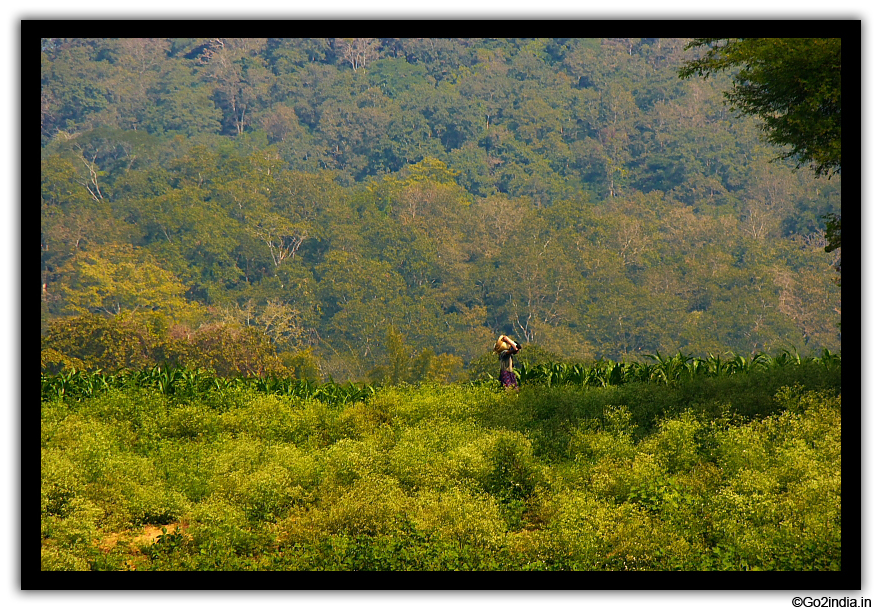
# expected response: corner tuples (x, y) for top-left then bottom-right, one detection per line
(98, 522), (190, 553)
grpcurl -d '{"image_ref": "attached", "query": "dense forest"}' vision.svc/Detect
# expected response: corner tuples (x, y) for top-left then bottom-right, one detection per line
(40, 38), (841, 382)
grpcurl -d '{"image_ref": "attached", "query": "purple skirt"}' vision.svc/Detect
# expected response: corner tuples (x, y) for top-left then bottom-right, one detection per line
(499, 370), (518, 388)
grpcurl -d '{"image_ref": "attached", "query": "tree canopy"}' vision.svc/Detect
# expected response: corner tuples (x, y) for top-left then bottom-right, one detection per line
(679, 38), (841, 179)
(41, 38), (841, 379)
(679, 38), (842, 286)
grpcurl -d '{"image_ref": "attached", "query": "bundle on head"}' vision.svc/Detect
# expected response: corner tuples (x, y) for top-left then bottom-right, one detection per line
(494, 335), (512, 354)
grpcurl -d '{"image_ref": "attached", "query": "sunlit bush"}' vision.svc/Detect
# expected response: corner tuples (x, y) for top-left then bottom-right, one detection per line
(481, 429), (545, 501)
(40, 494), (104, 571)
(186, 496), (274, 557)
(518, 491), (669, 570)
(263, 444), (324, 504)
(638, 410), (702, 473)
(320, 437), (387, 489)
(407, 486), (507, 548)
(308, 475), (410, 538)
(41, 448), (85, 523)
(40, 375), (840, 571)
(93, 453), (187, 528)
(219, 395), (311, 444)
(568, 405), (637, 463)
(213, 462), (300, 522)
(387, 417), (480, 491)
(162, 403), (222, 439)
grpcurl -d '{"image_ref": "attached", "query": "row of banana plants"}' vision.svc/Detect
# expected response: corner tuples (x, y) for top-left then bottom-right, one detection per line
(518, 349), (841, 388)
(41, 349), (841, 401)
(40, 365), (377, 404)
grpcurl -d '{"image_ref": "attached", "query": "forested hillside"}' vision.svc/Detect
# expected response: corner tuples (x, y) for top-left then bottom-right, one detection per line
(40, 38), (841, 382)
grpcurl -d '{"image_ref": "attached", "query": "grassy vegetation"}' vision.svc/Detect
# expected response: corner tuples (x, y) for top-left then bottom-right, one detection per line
(40, 357), (841, 571)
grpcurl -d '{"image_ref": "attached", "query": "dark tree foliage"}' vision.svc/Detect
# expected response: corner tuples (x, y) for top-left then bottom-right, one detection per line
(679, 38), (841, 179)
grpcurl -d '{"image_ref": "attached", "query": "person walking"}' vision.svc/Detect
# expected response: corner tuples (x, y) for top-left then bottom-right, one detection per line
(494, 335), (522, 389)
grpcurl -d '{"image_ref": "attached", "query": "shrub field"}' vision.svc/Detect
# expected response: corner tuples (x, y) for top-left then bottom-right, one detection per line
(40, 355), (841, 571)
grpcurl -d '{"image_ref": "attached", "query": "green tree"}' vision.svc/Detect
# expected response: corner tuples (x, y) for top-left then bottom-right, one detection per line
(150, 63), (223, 136)
(57, 244), (200, 322)
(164, 321), (284, 377)
(215, 297), (312, 353)
(40, 38), (844, 371)
(679, 38), (841, 178)
(369, 326), (464, 385)
(679, 38), (841, 284)
(132, 184), (243, 301)
(40, 40), (111, 142)
(315, 250), (410, 376)
(197, 38), (273, 136)
(41, 311), (169, 373)
(824, 214), (842, 286)
(102, 38), (173, 132)
(376, 325), (411, 385)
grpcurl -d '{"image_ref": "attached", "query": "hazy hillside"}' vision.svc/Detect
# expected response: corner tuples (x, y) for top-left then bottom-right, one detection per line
(40, 38), (841, 381)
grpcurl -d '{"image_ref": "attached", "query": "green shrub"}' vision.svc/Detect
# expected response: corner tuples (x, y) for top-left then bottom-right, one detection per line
(93, 453), (187, 528)
(568, 405), (637, 463)
(482, 429), (544, 501)
(406, 486), (507, 548)
(161, 403), (222, 439)
(337, 400), (394, 439)
(186, 496), (274, 558)
(517, 492), (673, 570)
(41, 448), (85, 521)
(638, 410), (702, 473)
(41, 544), (93, 571)
(41, 495), (104, 570)
(40, 371), (840, 571)
(47, 416), (121, 484)
(214, 463), (299, 522)
(262, 444), (324, 504)
(320, 437), (387, 489)
(309, 475), (410, 538)
(219, 395), (310, 443)
(387, 417), (479, 492)
(151, 437), (216, 503)
(697, 386), (841, 569)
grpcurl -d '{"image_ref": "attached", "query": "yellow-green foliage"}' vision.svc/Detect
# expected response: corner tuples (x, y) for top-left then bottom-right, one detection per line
(406, 486), (507, 547)
(638, 410), (702, 473)
(40, 378), (841, 571)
